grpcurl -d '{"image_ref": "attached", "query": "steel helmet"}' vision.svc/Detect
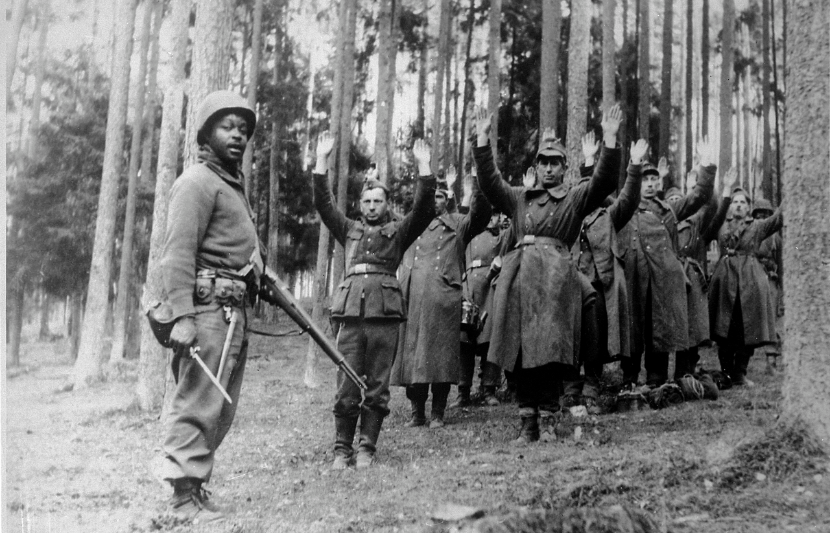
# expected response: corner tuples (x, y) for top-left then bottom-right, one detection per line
(195, 90), (257, 145)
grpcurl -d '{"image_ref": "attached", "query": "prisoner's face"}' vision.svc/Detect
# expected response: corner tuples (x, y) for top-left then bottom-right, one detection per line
(360, 187), (388, 223)
(731, 194), (750, 218)
(536, 156), (565, 188)
(641, 173), (662, 199)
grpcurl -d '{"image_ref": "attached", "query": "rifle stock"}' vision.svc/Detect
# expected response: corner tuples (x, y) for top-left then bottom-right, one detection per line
(262, 267), (367, 390)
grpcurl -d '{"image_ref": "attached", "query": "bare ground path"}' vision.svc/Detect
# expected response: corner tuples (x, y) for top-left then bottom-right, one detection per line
(5, 332), (829, 533)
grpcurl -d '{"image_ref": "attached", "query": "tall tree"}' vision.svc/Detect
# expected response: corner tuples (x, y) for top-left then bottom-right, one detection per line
(6, 0), (29, 95)
(414, 0), (429, 138)
(685, 0), (694, 173)
(138, 0), (190, 411)
(761, 0), (773, 201)
(658, 0), (674, 165)
(266, 4), (283, 325)
(456, 0), (476, 173)
(637, 0), (651, 140)
(565, 0), (591, 182)
(602, 0), (617, 115)
(374, 0), (398, 184)
(111, 0), (154, 363)
(719, 0), (735, 173)
(139, 0), (163, 186)
(701, 0), (710, 136)
(72, 0), (137, 388)
(781, 0), (830, 454)
(183, 0), (234, 165)
(432, 0), (450, 165)
(27, 1), (49, 161)
(242, 0), (264, 194)
(487, 0), (501, 150)
(540, 0), (561, 132)
(770, 0), (783, 205)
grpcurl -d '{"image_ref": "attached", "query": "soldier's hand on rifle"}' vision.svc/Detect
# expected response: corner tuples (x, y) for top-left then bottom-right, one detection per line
(412, 139), (432, 176)
(582, 131), (600, 166)
(657, 156), (670, 180)
(473, 107), (492, 148)
(169, 316), (197, 352)
(697, 136), (717, 168)
(523, 167), (537, 188)
(630, 139), (649, 165)
(314, 131), (335, 174)
(601, 103), (622, 146)
(722, 167), (739, 198)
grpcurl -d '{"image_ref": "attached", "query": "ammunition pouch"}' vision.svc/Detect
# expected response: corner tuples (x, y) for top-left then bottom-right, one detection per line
(146, 300), (177, 348)
(195, 271), (248, 307)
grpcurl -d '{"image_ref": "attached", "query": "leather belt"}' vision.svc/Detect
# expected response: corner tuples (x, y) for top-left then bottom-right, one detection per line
(516, 235), (566, 251)
(347, 263), (397, 277)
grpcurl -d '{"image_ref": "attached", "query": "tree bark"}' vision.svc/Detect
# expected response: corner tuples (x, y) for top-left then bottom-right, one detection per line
(414, 0), (429, 138)
(637, 0), (650, 140)
(602, 0), (616, 114)
(770, 0), (783, 206)
(6, 0), (29, 95)
(8, 282), (25, 367)
(38, 291), (51, 341)
(183, 0), (234, 166)
(27, 2), (49, 161)
(685, 0), (693, 173)
(540, 0), (561, 133)
(781, 0), (830, 454)
(761, 0), (773, 201)
(374, 0), (398, 184)
(719, 0), (735, 173)
(242, 0), (263, 195)
(111, 0), (154, 363)
(658, 0), (673, 166)
(137, 0), (190, 411)
(139, 0), (163, 186)
(73, 0), (137, 389)
(701, 0), (710, 136)
(432, 0), (450, 165)
(487, 0), (501, 152)
(265, 7), (283, 325)
(457, 0), (476, 173)
(565, 0), (591, 182)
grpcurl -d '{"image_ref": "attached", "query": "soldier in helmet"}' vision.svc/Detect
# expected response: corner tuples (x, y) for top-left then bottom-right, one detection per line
(157, 90), (270, 522)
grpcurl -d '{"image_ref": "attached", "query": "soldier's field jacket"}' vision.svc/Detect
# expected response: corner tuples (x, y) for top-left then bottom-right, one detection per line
(313, 172), (436, 321)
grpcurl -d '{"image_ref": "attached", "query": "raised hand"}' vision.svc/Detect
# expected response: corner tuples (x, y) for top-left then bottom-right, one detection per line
(685, 170), (698, 192)
(582, 131), (600, 164)
(462, 173), (473, 200)
(601, 103), (622, 143)
(523, 166), (537, 188)
(412, 139), (432, 175)
(722, 167), (738, 197)
(474, 106), (493, 147)
(629, 139), (649, 165)
(540, 127), (557, 142)
(657, 156), (670, 179)
(696, 136), (717, 168)
(316, 131), (335, 159)
(365, 165), (379, 182)
(445, 165), (458, 190)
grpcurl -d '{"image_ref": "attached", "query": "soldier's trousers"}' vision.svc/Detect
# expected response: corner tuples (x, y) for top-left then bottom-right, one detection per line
(458, 341), (501, 394)
(515, 351), (559, 416)
(160, 304), (248, 483)
(717, 297), (754, 382)
(333, 318), (399, 418)
(622, 285), (669, 387)
(563, 280), (604, 400)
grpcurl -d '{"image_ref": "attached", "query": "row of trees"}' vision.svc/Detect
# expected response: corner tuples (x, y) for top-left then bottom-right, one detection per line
(5, 0), (792, 405)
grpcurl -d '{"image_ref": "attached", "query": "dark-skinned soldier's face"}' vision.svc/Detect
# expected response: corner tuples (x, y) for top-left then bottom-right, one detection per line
(360, 187), (389, 224)
(207, 112), (249, 166)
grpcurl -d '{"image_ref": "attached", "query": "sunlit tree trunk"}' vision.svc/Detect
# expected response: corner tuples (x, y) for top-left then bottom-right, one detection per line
(487, 0), (501, 151)
(540, 0), (561, 133)
(374, 0), (398, 184)
(139, 0), (163, 186)
(761, 0), (773, 201)
(701, 0), (710, 136)
(38, 291), (51, 341)
(111, 0), (154, 363)
(73, 0), (137, 389)
(431, 0), (450, 165)
(265, 6), (283, 325)
(658, 0), (673, 168)
(242, 0), (263, 194)
(637, 0), (650, 140)
(138, 0), (191, 411)
(781, 0), (830, 454)
(27, 2), (49, 161)
(602, 0), (616, 114)
(565, 0), (590, 182)
(457, 0), (476, 172)
(6, 0), (29, 95)
(719, 0), (734, 173)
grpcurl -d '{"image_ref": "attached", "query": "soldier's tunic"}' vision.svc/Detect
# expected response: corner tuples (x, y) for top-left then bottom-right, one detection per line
(756, 232), (783, 356)
(391, 186), (490, 386)
(313, 172), (436, 418)
(619, 169), (713, 385)
(159, 146), (260, 482)
(473, 143), (620, 373)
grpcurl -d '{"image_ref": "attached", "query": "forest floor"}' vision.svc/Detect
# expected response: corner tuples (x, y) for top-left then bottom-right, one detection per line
(5, 317), (830, 533)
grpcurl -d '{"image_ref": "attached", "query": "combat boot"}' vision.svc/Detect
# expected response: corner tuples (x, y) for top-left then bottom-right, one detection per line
(332, 416), (357, 470)
(449, 388), (472, 409)
(482, 385), (500, 406)
(356, 409), (384, 468)
(430, 389), (449, 429)
(539, 411), (558, 442)
(405, 399), (426, 427)
(167, 478), (223, 523)
(513, 411), (539, 444)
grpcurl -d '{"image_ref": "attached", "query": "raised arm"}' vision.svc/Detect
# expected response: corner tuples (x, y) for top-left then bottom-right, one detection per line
(399, 139), (438, 250)
(462, 170), (493, 244)
(671, 138), (716, 221)
(312, 131), (350, 244)
(701, 167), (737, 241)
(609, 139), (647, 231)
(580, 104), (623, 214)
(756, 207), (783, 241)
(472, 107), (520, 216)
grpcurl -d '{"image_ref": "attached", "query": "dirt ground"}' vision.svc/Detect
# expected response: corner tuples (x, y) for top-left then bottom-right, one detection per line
(5, 321), (830, 533)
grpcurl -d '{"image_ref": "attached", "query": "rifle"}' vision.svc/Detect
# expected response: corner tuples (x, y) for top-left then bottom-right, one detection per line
(261, 267), (367, 391)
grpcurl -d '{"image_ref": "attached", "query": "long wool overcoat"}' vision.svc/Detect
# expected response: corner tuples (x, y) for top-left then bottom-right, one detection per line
(619, 170), (713, 354)
(708, 209), (783, 346)
(473, 143), (620, 372)
(391, 187), (491, 385)
(461, 227), (502, 345)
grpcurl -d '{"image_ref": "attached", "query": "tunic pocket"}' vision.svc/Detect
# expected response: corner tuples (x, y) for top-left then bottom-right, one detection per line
(380, 281), (404, 316)
(330, 278), (353, 315)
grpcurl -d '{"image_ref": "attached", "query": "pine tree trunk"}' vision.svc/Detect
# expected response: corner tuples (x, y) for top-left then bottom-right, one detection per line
(432, 0), (450, 165)
(602, 0), (616, 114)
(70, 292), (83, 361)
(415, 0), (429, 138)
(242, 0), (263, 193)
(442, 21), (454, 170)
(761, 0), (773, 201)
(374, 0), (397, 184)
(38, 291), (51, 341)
(457, 0), (476, 172)
(781, 0), (830, 453)
(701, 0), (710, 136)
(565, 0), (591, 183)
(137, 0), (190, 412)
(719, 0), (734, 173)
(183, 0), (234, 166)
(658, 0), (673, 165)
(111, 0), (154, 363)
(487, 0), (501, 151)
(139, 0), (163, 186)
(28, 2), (49, 161)
(265, 8), (283, 325)
(73, 0), (137, 389)
(685, 0), (693, 173)
(540, 0), (561, 133)
(6, 0), (28, 95)
(8, 282), (25, 367)
(637, 0), (650, 140)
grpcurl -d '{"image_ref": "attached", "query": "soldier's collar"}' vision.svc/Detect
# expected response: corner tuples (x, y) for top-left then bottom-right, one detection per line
(526, 182), (568, 200)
